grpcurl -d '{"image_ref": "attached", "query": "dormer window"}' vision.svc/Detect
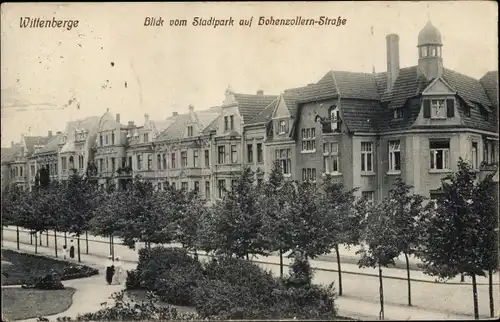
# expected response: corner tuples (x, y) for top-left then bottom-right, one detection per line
(62, 135), (67, 144)
(187, 126), (193, 137)
(393, 108), (404, 119)
(330, 106), (340, 132)
(423, 98), (455, 119)
(144, 133), (149, 143)
(278, 120), (287, 134)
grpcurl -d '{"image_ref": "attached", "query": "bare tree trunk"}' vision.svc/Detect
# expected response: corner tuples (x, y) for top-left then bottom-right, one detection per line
(39, 232), (43, 246)
(246, 253), (249, 260)
(472, 274), (479, 320)
(335, 244), (343, 296)
(30, 231), (33, 245)
(488, 269), (494, 318)
(111, 235), (115, 257)
(46, 231), (49, 247)
(77, 235), (81, 263)
(85, 231), (89, 254)
(404, 252), (412, 306)
(34, 233), (38, 254)
(64, 231), (67, 245)
(16, 226), (20, 249)
(461, 273), (465, 282)
(109, 235), (113, 256)
(54, 230), (58, 257)
(378, 264), (384, 320)
(279, 248), (284, 278)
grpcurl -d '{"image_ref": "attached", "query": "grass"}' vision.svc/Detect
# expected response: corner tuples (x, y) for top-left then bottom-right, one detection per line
(1, 249), (98, 286)
(1, 287), (76, 321)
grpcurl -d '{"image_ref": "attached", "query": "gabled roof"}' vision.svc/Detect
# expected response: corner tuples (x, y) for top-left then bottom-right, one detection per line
(330, 70), (381, 100)
(380, 66), (430, 109)
(37, 133), (62, 155)
(156, 108), (221, 142)
(250, 97), (279, 124)
(24, 135), (52, 156)
(1, 145), (22, 164)
(443, 68), (492, 108)
(232, 93), (278, 123)
(155, 113), (190, 142)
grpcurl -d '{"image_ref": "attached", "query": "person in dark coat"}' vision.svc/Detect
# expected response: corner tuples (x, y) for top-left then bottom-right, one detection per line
(105, 256), (115, 285)
(69, 239), (75, 259)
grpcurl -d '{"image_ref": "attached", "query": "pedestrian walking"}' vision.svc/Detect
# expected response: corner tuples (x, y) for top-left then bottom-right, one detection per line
(69, 239), (75, 259)
(112, 256), (122, 285)
(105, 256), (115, 285)
(62, 245), (68, 260)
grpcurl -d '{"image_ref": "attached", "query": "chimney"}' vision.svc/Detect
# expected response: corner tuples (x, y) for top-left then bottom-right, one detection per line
(48, 131), (53, 138)
(116, 113), (121, 123)
(256, 90), (264, 95)
(188, 105), (194, 112)
(386, 34), (400, 92)
(56, 131), (62, 135)
(128, 121), (135, 128)
(144, 113), (149, 123)
(172, 112), (178, 117)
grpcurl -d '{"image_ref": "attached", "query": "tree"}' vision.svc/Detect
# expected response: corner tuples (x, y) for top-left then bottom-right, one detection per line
(287, 181), (333, 260)
(319, 175), (361, 296)
(208, 167), (267, 259)
(357, 200), (400, 321)
(474, 172), (498, 318)
(1, 186), (24, 249)
(418, 158), (485, 320)
(385, 178), (431, 306)
(260, 161), (296, 276)
(60, 170), (98, 262)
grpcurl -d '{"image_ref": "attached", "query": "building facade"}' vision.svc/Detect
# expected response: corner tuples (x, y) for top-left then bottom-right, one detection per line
(4, 20), (498, 203)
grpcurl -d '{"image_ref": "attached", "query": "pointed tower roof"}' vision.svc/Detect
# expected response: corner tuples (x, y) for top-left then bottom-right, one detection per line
(418, 20), (442, 46)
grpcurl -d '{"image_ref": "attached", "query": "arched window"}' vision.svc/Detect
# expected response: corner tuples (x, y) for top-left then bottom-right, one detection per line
(329, 106), (340, 132)
(422, 46), (428, 57)
(20, 167), (23, 177)
(430, 46), (436, 56)
(69, 156), (75, 169)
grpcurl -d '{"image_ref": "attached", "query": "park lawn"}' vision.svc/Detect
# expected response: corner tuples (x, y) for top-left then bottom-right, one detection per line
(1, 287), (76, 321)
(1, 249), (98, 285)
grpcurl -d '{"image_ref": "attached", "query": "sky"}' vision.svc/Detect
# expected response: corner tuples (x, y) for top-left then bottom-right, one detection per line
(1, 1), (498, 147)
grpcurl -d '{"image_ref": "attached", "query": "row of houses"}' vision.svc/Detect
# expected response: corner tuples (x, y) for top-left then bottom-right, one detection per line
(2, 20), (498, 203)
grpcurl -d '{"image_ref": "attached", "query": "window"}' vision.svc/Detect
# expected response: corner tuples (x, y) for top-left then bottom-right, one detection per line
(275, 148), (292, 175)
(361, 142), (373, 172)
(171, 182), (176, 190)
(431, 99), (445, 119)
(98, 159), (103, 173)
(480, 106), (489, 120)
(181, 151), (188, 167)
(157, 154), (162, 170)
(111, 132), (115, 145)
(122, 157), (127, 167)
(111, 157), (116, 172)
(69, 156), (74, 169)
(471, 142), (478, 169)
(429, 140), (450, 170)
(204, 150), (210, 167)
(323, 142), (339, 174)
(301, 128), (316, 152)
(218, 146), (226, 164)
(257, 143), (263, 163)
(218, 179), (226, 198)
(362, 191), (375, 204)
(181, 182), (188, 191)
(422, 46), (428, 57)
(393, 108), (403, 119)
(137, 154), (143, 170)
(205, 181), (211, 199)
(193, 150), (199, 167)
(171, 152), (176, 168)
(162, 154), (167, 169)
(231, 145), (237, 163)
(330, 106), (340, 131)
(430, 46), (436, 56)
(302, 168), (316, 182)
(128, 156), (132, 168)
(224, 116), (229, 131)
(147, 154), (152, 170)
(247, 144), (254, 163)
(143, 133), (149, 143)
(230, 115), (234, 130)
(187, 126), (193, 137)
(278, 120), (287, 134)
(231, 180), (238, 191)
(484, 140), (497, 164)
(388, 140), (401, 172)
(105, 135), (109, 145)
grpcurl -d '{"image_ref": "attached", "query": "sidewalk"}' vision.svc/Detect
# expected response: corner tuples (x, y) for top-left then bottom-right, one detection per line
(1, 240), (479, 321)
(3, 227), (498, 285)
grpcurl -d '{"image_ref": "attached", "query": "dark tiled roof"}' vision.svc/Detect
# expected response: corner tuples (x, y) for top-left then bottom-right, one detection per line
(332, 71), (380, 100)
(380, 66), (430, 109)
(202, 115), (220, 134)
(342, 99), (386, 133)
(233, 93), (278, 123)
(155, 114), (191, 141)
(37, 133), (62, 154)
(24, 136), (52, 156)
(1, 145), (21, 164)
(250, 98), (279, 124)
(443, 68), (491, 108)
(480, 71), (498, 108)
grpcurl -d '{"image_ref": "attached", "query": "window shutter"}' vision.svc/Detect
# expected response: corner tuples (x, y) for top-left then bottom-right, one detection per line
(423, 100), (431, 118)
(446, 99), (455, 117)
